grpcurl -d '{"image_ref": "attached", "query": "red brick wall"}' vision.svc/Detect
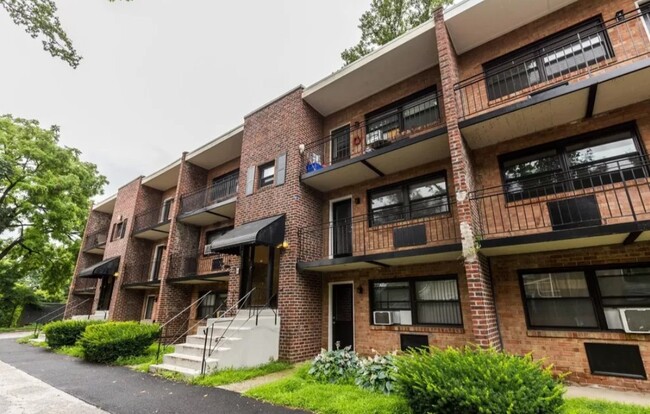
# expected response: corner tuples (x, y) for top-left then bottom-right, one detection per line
(236, 87), (324, 362)
(321, 261), (473, 354)
(492, 242), (650, 391)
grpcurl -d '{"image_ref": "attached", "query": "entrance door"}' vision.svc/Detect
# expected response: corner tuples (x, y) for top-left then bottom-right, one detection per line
(331, 283), (354, 350)
(150, 245), (166, 281)
(97, 276), (114, 311)
(332, 199), (352, 258)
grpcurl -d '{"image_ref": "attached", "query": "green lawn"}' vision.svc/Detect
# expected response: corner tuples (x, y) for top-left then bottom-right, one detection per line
(245, 365), (650, 414)
(191, 360), (293, 387)
(244, 364), (411, 414)
(564, 398), (650, 414)
(0, 325), (36, 333)
(49, 342), (174, 372)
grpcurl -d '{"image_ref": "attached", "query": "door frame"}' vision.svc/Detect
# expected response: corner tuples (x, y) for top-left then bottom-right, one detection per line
(328, 196), (352, 259)
(150, 243), (167, 281)
(328, 281), (355, 351)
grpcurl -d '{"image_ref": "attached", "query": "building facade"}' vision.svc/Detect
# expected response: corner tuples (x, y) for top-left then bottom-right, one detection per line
(66, 0), (650, 390)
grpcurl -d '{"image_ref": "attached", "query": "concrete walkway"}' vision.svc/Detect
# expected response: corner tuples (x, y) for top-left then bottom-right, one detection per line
(566, 384), (650, 407)
(0, 360), (109, 414)
(219, 367), (298, 393)
(0, 337), (306, 414)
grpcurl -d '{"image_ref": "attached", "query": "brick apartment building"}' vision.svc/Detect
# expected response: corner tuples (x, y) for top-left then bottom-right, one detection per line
(65, 0), (650, 389)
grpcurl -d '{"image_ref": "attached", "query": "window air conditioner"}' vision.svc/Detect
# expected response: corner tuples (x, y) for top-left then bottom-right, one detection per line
(373, 311), (393, 325)
(399, 310), (413, 326)
(203, 244), (213, 256)
(619, 308), (650, 334)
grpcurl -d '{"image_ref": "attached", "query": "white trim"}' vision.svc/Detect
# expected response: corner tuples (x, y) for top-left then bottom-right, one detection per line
(637, 1), (650, 40)
(150, 244), (167, 281)
(160, 197), (174, 222)
(328, 196), (353, 258)
(328, 124), (352, 165)
(142, 294), (157, 321)
(328, 281), (355, 351)
(142, 159), (181, 185)
(185, 124), (244, 161)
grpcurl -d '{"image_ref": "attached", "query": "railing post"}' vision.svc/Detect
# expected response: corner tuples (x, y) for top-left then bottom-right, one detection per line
(620, 166), (637, 222)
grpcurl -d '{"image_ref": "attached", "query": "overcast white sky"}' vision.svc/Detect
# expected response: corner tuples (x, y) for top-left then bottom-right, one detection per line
(0, 0), (369, 199)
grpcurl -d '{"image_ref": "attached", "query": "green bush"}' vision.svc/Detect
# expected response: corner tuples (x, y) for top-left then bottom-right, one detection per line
(43, 320), (103, 348)
(79, 322), (159, 364)
(394, 346), (565, 414)
(308, 344), (359, 384)
(355, 352), (398, 394)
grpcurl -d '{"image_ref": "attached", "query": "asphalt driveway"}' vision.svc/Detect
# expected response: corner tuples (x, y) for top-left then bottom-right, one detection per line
(0, 336), (305, 414)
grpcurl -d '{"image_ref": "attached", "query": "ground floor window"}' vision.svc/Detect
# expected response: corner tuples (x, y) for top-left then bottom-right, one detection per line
(520, 265), (650, 330)
(370, 276), (462, 326)
(143, 295), (157, 320)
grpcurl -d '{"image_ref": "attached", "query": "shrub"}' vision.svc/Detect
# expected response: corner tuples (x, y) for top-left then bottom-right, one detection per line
(79, 322), (160, 364)
(394, 346), (565, 414)
(43, 320), (103, 348)
(355, 351), (398, 394)
(308, 343), (359, 384)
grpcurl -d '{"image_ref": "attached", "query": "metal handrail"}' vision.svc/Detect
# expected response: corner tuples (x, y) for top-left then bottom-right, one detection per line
(200, 288), (255, 374)
(32, 298), (90, 336)
(155, 297), (225, 363)
(248, 293), (278, 327)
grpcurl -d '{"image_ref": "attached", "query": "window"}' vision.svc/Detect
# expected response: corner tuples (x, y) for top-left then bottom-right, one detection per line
(160, 198), (173, 223)
(371, 277), (462, 326)
(111, 219), (128, 241)
(204, 226), (233, 256)
(210, 170), (239, 202)
(641, 1), (650, 38)
(485, 17), (612, 100)
(197, 292), (227, 319)
(365, 88), (440, 149)
(143, 296), (156, 320)
(520, 266), (650, 330)
(500, 125), (646, 200)
(368, 174), (449, 226)
(259, 162), (275, 188)
(331, 125), (351, 164)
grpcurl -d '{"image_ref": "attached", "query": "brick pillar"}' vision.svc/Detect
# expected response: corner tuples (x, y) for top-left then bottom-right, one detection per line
(434, 8), (501, 349)
(155, 153), (200, 337)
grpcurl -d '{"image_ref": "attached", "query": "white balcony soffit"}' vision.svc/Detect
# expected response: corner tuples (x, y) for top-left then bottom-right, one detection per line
(93, 193), (117, 214)
(303, 20), (438, 116)
(444, 0), (579, 54)
(142, 159), (181, 191)
(185, 125), (244, 170)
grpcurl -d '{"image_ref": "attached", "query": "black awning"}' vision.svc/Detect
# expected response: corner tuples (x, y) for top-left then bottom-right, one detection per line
(79, 256), (120, 278)
(210, 215), (285, 255)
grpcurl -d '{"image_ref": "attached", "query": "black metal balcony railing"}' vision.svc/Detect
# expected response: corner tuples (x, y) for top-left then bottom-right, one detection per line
(123, 260), (163, 285)
(179, 174), (239, 216)
(73, 277), (97, 292)
(454, 10), (650, 118)
(301, 92), (444, 174)
(298, 205), (459, 263)
(83, 230), (107, 251)
(133, 205), (171, 234)
(469, 156), (650, 240)
(167, 254), (235, 278)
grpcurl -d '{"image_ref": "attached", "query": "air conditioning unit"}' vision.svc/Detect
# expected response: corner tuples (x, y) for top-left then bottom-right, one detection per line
(399, 310), (413, 326)
(203, 244), (213, 256)
(373, 311), (393, 325)
(619, 308), (650, 334)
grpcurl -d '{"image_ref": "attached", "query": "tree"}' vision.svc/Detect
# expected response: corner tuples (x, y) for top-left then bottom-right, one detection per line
(0, 115), (107, 325)
(0, 0), (129, 68)
(341, 0), (452, 66)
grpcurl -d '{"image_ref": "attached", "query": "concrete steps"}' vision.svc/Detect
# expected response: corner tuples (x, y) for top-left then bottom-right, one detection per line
(151, 310), (280, 377)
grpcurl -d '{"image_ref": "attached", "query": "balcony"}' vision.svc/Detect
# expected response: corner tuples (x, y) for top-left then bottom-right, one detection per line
(454, 10), (650, 148)
(133, 206), (171, 240)
(73, 277), (97, 295)
(83, 231), (107, 254)
(297, 206), (461, 272)
(300, 92), (448, 192)
(121, 260), (162, 289)
(166, 254), (234, 284)
(470, 156), (650, 256)
(177, 175), (238, 227)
